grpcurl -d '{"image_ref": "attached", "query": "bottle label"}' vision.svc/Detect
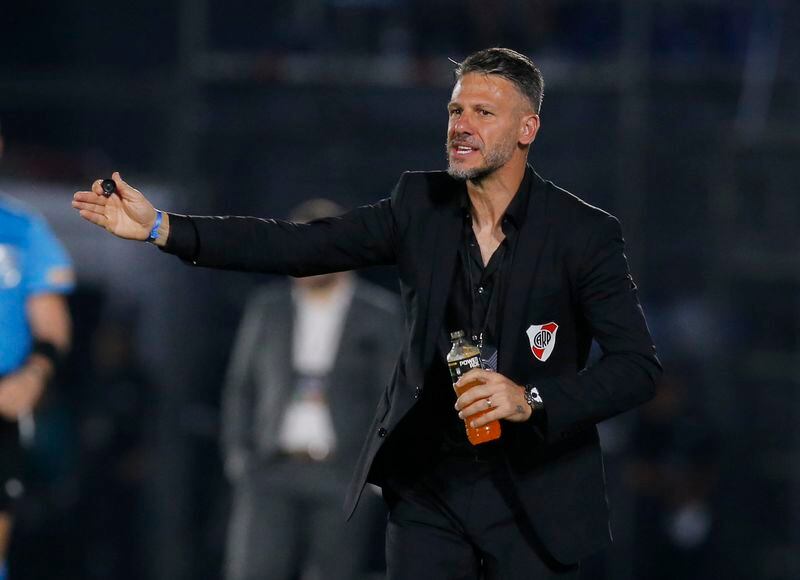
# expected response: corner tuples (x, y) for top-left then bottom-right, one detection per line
(479, 343), (498, 371)
(448, 355), (481, 383)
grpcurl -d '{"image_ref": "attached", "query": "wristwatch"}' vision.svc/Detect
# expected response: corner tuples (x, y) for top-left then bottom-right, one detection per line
(524, 384), (545, 413)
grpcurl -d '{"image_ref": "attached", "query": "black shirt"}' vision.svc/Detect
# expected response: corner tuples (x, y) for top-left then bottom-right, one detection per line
(444, 167), (532, 360)
(424, 167), (534, 456)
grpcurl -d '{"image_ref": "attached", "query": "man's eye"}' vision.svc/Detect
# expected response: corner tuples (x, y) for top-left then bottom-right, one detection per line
(478, 109), (491, 116)
(449, 109), (461, 116)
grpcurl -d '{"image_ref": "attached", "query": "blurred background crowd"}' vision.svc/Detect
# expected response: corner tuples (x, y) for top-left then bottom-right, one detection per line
(1, 0), (799, 579)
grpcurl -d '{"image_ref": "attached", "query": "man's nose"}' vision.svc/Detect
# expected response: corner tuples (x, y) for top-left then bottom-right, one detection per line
(452, 116), (473, 135)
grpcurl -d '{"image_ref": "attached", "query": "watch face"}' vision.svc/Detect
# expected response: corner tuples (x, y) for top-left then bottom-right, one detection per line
(527, 386), (543, 408)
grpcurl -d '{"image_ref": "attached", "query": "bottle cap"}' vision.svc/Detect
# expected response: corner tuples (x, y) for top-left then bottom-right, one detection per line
(101, 179), (117, 197)
(450, 330), (465, 341)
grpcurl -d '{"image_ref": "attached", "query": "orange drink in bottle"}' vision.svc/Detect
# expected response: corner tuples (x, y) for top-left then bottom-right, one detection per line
(446, 330), (501, 445)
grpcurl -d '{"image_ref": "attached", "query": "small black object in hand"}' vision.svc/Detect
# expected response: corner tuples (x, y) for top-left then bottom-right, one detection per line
(101, 179), (117, 197)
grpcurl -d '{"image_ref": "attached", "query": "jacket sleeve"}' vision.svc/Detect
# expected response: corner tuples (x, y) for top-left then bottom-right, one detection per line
(535, 215), (662, 439)
(161, 177), (408, 276)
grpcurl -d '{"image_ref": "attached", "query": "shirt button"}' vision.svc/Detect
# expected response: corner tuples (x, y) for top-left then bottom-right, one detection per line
(378, 428), (387, 438)
(477, 286), (485, 294)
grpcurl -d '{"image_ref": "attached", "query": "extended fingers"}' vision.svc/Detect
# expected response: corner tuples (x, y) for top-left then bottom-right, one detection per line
(72, 199), (104, 213)
(78, 209), (108, 228)
(74, 190), (108, 205)
(73, 190), (110, 227)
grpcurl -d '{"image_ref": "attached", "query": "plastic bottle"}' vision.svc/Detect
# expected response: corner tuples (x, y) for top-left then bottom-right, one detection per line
(446, 330), (501, 445)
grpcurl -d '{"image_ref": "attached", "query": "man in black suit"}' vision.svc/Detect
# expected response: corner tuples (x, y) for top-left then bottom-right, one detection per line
(74, 47), (661, 579)
(221, 199), (402, 580)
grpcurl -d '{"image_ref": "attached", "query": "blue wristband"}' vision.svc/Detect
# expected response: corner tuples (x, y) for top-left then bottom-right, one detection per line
(147, 210), (163, 243)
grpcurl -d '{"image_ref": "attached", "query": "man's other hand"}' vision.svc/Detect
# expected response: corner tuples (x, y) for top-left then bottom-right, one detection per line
(0, 365), (47, 420)
(454, 368), (532, 427)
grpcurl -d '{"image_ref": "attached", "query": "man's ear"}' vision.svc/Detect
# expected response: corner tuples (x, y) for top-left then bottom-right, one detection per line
(519, 114), (540, 146)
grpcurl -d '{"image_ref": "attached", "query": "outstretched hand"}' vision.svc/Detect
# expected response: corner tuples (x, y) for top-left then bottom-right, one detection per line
(72, 172), (157, 241)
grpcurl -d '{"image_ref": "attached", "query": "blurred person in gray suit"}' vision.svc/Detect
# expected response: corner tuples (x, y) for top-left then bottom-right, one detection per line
(221, 199), (402, 580)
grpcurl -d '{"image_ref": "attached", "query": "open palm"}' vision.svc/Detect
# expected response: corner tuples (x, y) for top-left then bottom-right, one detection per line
(72, 172), (156, 240)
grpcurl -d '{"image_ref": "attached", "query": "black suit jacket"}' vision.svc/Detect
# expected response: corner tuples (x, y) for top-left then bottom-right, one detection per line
(164, 166), (662, 564)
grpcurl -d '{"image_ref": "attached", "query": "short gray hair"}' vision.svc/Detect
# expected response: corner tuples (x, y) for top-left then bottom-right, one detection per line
(454, 48), (544, 114)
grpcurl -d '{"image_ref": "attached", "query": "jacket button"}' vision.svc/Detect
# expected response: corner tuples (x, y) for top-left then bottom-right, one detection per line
(413, 386), (421, 399)
(378, 428), (387, 438)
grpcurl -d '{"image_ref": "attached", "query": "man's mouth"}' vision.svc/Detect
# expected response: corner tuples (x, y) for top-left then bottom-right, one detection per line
(450, 142), (479, 157)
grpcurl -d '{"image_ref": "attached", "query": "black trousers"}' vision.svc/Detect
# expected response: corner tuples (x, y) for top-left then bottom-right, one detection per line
(383, 450), (580, 580)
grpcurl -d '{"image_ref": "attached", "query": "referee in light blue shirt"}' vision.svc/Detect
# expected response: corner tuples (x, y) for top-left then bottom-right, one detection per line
(0, 120), (74, 580)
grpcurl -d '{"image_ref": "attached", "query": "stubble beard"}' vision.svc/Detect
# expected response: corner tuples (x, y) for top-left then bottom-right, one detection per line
(446, 136), (517, 183)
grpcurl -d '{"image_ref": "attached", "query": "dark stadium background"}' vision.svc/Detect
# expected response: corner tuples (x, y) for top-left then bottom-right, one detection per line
(1, 1), (798, 579)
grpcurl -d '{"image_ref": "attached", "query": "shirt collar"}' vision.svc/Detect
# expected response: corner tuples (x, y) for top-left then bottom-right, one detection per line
(459, 164), (534, 231)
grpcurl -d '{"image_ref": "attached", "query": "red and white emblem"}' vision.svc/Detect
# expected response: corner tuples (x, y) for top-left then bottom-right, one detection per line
(526, 322), (559, 362)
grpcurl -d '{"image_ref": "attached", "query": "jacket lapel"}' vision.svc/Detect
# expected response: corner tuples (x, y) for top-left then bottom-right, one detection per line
(498, 171), (551, 376)
(423, 184), (465, 367)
